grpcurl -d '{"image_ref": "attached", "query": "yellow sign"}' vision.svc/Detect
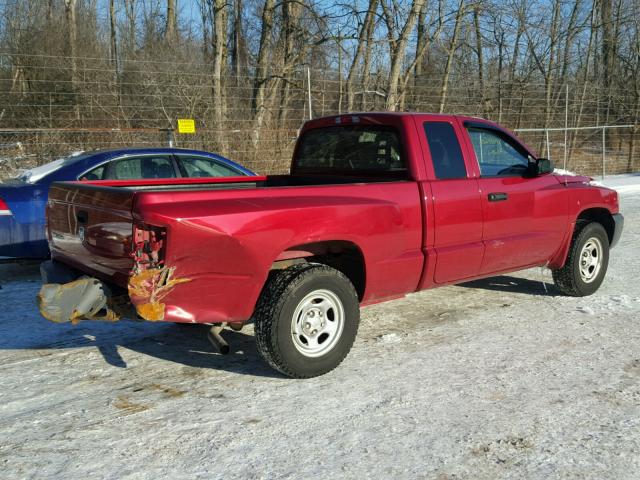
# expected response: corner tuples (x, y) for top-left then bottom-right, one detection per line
(177, 118), (196, 134)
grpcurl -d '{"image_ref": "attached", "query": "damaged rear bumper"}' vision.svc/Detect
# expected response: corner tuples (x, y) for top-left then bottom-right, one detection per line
(38, 277), (121, 324)
(37, 260), (191, 324)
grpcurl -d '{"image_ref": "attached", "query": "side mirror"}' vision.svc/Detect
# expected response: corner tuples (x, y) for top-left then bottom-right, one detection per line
(536, 158), (554, 175)
(526, 157), (553, 177)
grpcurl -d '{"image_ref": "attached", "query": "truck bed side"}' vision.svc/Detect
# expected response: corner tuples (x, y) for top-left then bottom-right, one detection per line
(48, 180), (424, 323)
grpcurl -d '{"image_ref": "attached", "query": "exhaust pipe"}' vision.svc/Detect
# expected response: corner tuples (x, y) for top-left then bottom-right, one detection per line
(207, 324), (230, 355)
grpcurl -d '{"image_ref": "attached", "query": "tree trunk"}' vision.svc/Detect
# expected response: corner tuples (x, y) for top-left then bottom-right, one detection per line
(212, 0), (228, 151)
(166, 0), (178, 42)
(251, 0), (276, 144)
(601, 0), (613, 122)
(124, 0), (136, 51)
(360, 12), (376, 110)
(109, 0), (118, 72)
(346, 0), (378, 112)
(414, 2), (428, 80)
(473, 5), (486, 116)
(384, 0), (423, 111)
(542, 0), (561, 140)
(64, 0), (80, 120)
(278, 1), (301, 125)
(47, 0), (54, 22)
(231, 0), (246, 84)
(439, 0), (465, 113)
(570, 6), (596, 158)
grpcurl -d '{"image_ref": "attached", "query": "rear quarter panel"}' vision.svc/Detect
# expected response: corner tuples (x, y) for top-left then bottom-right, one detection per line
(134, 182), (424, 323)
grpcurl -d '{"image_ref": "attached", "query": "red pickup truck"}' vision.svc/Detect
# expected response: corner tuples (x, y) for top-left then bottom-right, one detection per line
(38, 113), (623, 378)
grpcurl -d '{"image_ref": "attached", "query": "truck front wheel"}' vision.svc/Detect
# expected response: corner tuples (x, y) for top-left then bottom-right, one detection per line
(253, 264), (360, 378)
(552, 222), (610, 296)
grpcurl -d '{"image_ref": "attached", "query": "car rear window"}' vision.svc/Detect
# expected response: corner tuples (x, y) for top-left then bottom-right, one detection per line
(294, 126), (406, 176)
(178, 155), (241, 177)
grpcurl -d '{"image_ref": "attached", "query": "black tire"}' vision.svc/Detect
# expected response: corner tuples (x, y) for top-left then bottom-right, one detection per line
(552, 222), (610, 296)
(253, 263), (360, 378)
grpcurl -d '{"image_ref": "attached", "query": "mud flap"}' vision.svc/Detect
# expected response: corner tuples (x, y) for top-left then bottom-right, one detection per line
(38, 277), (120, 324)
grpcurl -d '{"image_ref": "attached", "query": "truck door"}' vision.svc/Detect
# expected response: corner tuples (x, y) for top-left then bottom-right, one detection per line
(416, 118), (484, 284)
(460, 122), (568, 274)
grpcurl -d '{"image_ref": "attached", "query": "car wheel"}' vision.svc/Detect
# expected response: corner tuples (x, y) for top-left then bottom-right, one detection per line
(253, 263), (360, 378)
(552, 222), (610, 296)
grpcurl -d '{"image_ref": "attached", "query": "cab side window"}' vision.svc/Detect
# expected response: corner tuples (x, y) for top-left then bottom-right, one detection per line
(423, 122), (467, 179)
(467, 128), (529, 177)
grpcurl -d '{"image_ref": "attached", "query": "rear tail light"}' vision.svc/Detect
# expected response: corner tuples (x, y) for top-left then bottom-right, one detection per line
(0, 197), (11, 216)
(131, 223), (166, 273)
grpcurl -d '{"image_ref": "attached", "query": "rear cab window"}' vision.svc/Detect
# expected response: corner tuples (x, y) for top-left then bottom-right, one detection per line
(293, 126), (407, 178)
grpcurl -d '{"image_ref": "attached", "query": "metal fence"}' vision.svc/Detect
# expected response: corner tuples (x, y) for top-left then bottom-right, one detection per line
(1, 53), (639, 178)
(514, 125), (638, 178)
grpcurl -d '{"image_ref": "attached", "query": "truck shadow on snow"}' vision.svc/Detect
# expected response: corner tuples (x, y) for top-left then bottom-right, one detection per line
(0, 305), (279, 378)
(0, 266), (281, 377)
(37, 320), (280, 378)
(1, 267), (555, 377)
(459, 275), (560, 296)
(94, 324), (282, 378)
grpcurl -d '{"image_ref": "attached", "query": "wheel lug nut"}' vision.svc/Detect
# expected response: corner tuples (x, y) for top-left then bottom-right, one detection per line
(312, 329), (317, 335)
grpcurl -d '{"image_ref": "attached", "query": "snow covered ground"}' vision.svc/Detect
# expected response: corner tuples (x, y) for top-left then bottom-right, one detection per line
(0, 175), (639, 479)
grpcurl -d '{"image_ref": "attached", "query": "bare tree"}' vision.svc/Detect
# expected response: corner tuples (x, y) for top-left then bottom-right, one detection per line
(473, 3), (486, 116)
(346, 0), (378, 111)
(231, 0), (247, 83)
(109, 0), (118, 71)
(251, 0), (276, 144)
(166, 0), (178, 42)
(382, 0), (424, 111)
(439, 0), (466, 113)
(64, 0), (80, 120)
(211, 0), (228, 149)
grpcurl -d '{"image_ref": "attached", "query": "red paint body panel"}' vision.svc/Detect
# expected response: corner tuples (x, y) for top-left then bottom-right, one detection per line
(46, 113), (620, 324)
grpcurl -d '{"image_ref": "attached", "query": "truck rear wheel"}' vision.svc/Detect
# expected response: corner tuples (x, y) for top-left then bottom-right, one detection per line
(253, 264), (360, 378)
(552, 222), (610, 296)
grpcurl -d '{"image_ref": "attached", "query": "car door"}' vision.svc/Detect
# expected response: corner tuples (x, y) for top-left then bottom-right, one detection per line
(416, 117), (484, 284)
(461, 122), (568, 274)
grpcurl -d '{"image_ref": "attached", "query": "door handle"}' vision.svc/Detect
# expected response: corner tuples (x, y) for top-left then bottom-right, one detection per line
(488, 192), (508, 202)
(76, 210), (88, 224)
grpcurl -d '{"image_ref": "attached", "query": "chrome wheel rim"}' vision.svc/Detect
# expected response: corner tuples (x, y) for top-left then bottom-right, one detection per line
(579, 237), (603, 283)
(291, 289), (344, 358)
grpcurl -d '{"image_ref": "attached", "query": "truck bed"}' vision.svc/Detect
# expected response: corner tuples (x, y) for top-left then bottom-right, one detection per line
(46, 173), (424, 322)
(67, 173), (408, 192)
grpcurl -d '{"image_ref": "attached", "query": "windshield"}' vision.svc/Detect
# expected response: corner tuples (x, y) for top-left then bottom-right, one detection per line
(294, 126), (406, 176)
(16, 151), (87, 183)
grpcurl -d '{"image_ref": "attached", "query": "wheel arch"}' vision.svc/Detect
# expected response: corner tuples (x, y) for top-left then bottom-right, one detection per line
(271, 240), (367, 301)
(575, 207), (615, 245)
(550, 207), (615, 269)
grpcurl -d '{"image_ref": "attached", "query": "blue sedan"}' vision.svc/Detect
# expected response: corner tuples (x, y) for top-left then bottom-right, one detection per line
(0, 148), (256, 258)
